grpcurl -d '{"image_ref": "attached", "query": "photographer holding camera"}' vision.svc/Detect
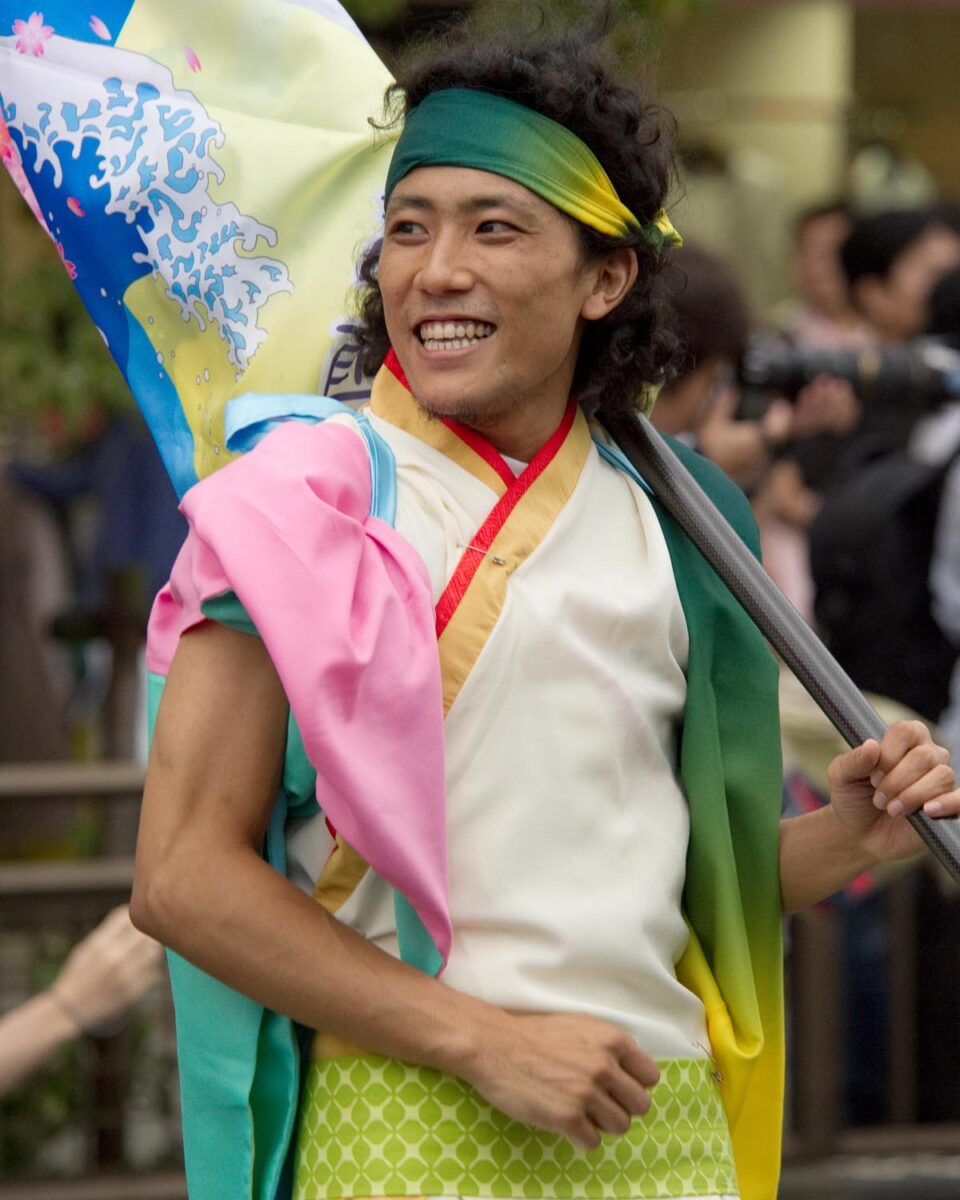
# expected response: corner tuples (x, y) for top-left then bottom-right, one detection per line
(652, 243), (859, 619)
(809, 214), (960, 723)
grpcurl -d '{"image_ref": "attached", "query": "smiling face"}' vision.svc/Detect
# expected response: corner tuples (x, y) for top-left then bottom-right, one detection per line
(377, 166), (635, 459)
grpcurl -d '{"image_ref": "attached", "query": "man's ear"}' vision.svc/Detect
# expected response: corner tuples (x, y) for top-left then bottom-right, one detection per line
(580, 248), (639, 321)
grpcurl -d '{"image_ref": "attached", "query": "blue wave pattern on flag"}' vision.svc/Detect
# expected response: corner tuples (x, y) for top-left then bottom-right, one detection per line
(1, 0), (393, 496)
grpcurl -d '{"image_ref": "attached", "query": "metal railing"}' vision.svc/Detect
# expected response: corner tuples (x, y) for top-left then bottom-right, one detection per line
(0, 761), (185, 1199)
(787, 860), (960, 1159)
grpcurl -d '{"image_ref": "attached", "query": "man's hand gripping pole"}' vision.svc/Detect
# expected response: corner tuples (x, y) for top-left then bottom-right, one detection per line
(602, 408), (960, 886)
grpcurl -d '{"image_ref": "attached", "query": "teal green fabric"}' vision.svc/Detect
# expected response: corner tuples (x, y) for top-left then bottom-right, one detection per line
(648, 438), (785, 1197)
(652, 435), (784, 1015)
(385, 88), (681, 252)
(202, 589), (259, 636)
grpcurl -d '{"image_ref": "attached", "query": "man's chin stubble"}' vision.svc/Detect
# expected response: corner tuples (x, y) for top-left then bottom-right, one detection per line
(413, 388), (523, 433)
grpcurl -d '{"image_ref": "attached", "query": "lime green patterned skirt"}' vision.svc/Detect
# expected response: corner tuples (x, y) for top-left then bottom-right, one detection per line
(294, 1055), (737, 1200)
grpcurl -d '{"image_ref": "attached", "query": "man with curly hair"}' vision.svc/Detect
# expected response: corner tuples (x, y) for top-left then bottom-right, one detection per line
(133, 28), (959, 1200)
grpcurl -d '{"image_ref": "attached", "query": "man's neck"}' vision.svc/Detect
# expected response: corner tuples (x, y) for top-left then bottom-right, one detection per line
(447, 397), (570, 462)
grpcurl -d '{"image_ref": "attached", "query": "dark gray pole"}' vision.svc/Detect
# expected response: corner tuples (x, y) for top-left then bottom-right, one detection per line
(603, 408), (960, 885)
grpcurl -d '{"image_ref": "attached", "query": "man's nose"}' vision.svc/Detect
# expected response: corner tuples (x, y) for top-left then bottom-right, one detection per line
(414, 232), (474, 294)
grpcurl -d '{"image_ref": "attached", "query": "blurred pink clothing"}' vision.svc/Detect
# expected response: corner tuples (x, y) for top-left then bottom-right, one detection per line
(785, 306), (875, 351)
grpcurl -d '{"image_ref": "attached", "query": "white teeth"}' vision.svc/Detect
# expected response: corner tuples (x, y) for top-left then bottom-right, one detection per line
(423, 336), (489, 351)
(418, 321), (495, 343)
(424, 337), (472, 350)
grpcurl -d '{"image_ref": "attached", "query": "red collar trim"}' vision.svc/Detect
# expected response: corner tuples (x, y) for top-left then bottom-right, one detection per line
(384, 348), (567, 491)
(434, 396), (578, 638)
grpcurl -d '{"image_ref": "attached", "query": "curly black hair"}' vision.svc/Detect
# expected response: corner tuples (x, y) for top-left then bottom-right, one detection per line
(353, 25), (681, 418)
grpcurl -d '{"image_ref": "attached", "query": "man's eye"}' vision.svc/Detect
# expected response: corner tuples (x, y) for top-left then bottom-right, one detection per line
(477, 220), (516, 234)
(389, 220), (425, 236)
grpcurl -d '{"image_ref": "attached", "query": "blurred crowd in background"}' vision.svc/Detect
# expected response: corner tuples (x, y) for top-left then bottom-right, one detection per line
(3, 0), (960, 1189)
(657, 201), (960, 741)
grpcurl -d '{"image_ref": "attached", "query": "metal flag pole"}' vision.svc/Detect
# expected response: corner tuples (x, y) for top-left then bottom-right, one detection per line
(603, 407), (960, 886)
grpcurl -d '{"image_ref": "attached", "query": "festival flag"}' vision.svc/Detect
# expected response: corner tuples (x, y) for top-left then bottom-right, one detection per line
(0, 0), (395, 496)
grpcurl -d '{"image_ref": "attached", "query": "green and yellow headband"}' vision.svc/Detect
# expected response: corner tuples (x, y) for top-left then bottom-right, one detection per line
(384, 88), (681, 254)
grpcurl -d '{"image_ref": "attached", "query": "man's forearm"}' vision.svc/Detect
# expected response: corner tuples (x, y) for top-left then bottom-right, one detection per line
(133, 839), (668, 1148)
(132, 840), (499, 1079)
(779, 806), (877, 913)
(133, 620), (501, 1080)
(134, 623), (663, 1148)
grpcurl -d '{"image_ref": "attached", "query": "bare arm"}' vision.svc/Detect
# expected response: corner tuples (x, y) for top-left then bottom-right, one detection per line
(779, 803), (878, 914)
(0, 906), (162, 1095)
(780, 721), (960, 913)
(132, 621), (658, 1147)
(0, 992), (78, 1095)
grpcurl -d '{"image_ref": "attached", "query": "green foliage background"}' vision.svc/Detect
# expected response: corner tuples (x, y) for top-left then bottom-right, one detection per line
(343, 0), (408, 28)
(0, 207), (132, 447)
(344, 0), (717, 64)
